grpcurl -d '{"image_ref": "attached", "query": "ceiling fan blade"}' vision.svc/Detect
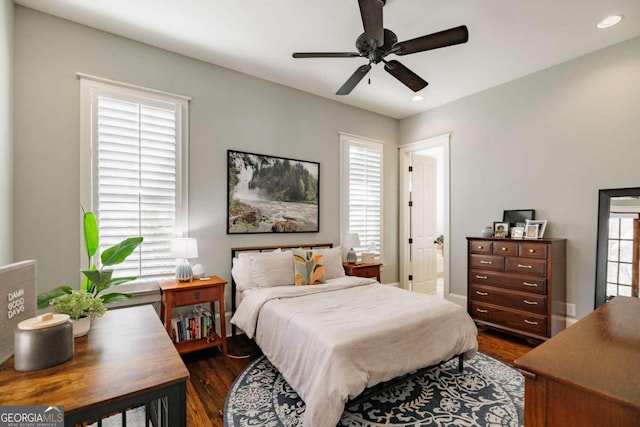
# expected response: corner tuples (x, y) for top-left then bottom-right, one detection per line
(384, 60), (428, 92)
(358, 0), (384, 47)
(336, 64), (372, 95)
(292, 52), (361, 58)
(394, 25), (469, 55)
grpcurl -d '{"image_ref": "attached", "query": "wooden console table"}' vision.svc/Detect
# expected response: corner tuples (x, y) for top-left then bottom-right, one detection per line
(514, 296), (640, 426)
(343, 262), (382, 282)
(159, 276), (227, 355)
(0, 305), (189, 427)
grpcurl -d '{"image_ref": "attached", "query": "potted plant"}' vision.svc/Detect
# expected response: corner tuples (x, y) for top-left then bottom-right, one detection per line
(434, 234), (444, 256)
(37, 210), (143, 336)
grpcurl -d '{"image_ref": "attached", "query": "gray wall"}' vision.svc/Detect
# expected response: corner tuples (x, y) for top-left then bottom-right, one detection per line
(13, 7), (399, 301)
(400, 36), (640, 318)
(0, 0), (13, 265)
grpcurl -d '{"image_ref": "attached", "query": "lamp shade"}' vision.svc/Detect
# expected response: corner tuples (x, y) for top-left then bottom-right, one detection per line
(343, 233), (361, 250)
(171, 238), (198, 259)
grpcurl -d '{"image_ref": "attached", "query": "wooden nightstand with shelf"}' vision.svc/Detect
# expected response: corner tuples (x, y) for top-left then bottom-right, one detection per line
(343, 262), (382, 282)
(159, 276), (227, 356)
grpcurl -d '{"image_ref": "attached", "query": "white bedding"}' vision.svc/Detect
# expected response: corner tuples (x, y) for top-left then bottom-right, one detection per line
(231, 276), (478, 427)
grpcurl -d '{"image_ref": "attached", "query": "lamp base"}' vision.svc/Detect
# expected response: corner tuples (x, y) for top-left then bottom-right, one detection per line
(176, 260), (193, 282)
(346, 248), (357, 264)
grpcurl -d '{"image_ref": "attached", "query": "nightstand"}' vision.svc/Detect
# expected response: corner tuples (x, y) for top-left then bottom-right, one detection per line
(343, 262), (382, 282)
(159, 276), (227, 355)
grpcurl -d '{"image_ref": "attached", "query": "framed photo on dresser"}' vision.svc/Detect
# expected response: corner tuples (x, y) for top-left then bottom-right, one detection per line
(493, 222), (510, 238)
(511, 227), (525, 238)
(525, 219), (547, 238)
(524, 223), (540, 239)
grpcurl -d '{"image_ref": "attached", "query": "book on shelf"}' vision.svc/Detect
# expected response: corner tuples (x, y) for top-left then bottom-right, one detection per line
(170, 309), (214, 343)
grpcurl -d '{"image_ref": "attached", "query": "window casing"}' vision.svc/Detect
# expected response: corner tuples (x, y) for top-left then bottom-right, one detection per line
(80, 76), (189, 278)
(340, 133), (384, 261)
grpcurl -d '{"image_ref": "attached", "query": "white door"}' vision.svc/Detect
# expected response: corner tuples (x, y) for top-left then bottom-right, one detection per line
(410, 154), (438, 294)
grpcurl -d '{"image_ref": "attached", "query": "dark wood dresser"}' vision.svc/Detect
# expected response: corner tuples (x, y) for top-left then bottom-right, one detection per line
(467, 237), (566, 341)
(514, 296), (640, 426)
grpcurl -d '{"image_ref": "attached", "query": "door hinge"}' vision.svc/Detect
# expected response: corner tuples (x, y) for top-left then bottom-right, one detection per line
(408, 274), (413, 281)
(408, 166), (413, 172)
(408, 238), (413, 244)
(408, 200), (413, 207)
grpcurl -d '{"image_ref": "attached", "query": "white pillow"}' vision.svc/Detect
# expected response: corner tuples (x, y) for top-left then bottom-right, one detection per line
(320, 246), (346, 280)
(231, 256), (253, 291)
(249, 250), (295, 288)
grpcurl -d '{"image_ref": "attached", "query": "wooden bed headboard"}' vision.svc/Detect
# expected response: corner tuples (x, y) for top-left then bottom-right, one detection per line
(230, 243), (333, 335)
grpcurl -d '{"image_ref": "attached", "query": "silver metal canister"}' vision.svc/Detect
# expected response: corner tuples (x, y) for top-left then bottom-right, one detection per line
(14, 313), (74, 371)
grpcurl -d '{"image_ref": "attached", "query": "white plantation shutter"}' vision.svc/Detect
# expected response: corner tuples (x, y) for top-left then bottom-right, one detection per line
(81, 76), (189, 278)
(340, 134), (384, 260)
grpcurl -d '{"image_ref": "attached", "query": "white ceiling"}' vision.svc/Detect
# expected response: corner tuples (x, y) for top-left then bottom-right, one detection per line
(14, 0), (640, 119)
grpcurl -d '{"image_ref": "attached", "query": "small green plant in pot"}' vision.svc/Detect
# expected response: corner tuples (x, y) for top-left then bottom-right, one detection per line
(38, 210), (143, 334)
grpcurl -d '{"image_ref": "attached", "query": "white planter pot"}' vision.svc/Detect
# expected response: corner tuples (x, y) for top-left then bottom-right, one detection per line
(72, 317), (91, 337)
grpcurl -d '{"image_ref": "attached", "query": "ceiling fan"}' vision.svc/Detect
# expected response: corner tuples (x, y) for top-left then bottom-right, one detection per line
(292, 0), (469, 95)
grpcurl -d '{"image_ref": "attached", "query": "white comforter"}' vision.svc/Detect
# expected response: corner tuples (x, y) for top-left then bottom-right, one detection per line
(231, 277), (478, 427)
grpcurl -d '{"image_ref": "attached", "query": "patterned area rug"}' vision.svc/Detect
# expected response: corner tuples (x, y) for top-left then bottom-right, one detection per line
(224, 353), (523, 426)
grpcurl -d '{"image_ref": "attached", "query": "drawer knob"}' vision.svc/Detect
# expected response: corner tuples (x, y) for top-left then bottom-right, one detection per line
(524, 300), (538, 305)
(476, 308), (488, 313)
(194, 291), (201, 300)
(480, 260), (492, 265)
(524, 319), (539, 325)
(477, 245), (484, 249)
(517, 264), (533, 269)
(475, 275), (488, 280)
(529, 249), (535, 253)
(476, 291), (489, 296)
(523, 282), (538, 287)
(501, 247), (507, 251)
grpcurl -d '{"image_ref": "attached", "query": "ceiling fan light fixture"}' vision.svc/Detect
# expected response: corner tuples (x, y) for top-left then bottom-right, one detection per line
(597, 15), (623, 29)
(411, 95), (424, 102)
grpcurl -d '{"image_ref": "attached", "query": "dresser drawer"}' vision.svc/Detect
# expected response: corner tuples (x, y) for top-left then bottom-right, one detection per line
(470, 302), (547, 336)
(492, 241), (518, 257)
(470, 284), (547, 315)
(505, 257), (546, 276)
(469, 254), (504, 271)
(518, 242), (547, 259)
(173, 287), (218, 306)
(469, 270), (547, 294)
(469, 240), (492, 254)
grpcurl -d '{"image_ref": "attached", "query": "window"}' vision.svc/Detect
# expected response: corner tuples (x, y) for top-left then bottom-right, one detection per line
(80, 75), (189, 278)
(606, 214), (638, 297)
(340, 133), (384, 260)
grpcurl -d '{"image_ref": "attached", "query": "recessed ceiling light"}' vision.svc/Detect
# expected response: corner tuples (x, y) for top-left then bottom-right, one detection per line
(411, 95), (424, 102)
(597, 15), (623, 29)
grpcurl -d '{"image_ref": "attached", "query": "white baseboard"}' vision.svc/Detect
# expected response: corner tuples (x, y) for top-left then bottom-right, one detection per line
(445, 292), (467, 309)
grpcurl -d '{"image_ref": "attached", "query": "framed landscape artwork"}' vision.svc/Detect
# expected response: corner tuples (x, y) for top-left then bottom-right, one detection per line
(227, 150), (320, 234)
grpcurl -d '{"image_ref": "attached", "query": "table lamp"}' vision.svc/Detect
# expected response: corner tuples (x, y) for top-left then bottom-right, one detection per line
(171, 238), (199, 282)
(344, 233), (361, 264)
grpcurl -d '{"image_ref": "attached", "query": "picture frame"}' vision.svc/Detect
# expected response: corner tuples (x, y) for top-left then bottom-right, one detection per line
(493, 221), (510, 238)
(502, 209), (535, 228)
(524, 223), (540, 239)
(511, 227), (525, 239)
(525, 219), (547, 238)
(227, 150), (320, 234)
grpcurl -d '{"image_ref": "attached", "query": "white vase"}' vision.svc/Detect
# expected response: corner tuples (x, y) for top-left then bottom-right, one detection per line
(72, 317), (91, 337)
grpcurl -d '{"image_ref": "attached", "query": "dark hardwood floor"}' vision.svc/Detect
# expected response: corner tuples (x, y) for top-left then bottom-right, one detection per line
(182, 329), (535, 427)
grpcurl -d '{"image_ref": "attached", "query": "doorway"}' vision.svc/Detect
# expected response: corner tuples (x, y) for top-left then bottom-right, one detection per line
(399, 134), (450, 297)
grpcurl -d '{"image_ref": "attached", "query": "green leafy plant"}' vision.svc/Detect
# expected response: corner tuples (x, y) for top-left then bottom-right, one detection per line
(51, 290), (107, 320)
(434, 235), (444, 246)
(37, 210), (143, 316)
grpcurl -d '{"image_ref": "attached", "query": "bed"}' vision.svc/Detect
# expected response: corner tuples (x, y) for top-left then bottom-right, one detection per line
(230, 243), (478, 427)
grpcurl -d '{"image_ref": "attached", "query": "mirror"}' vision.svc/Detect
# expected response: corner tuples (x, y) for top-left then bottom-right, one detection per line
(595, 187), (640, 307)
